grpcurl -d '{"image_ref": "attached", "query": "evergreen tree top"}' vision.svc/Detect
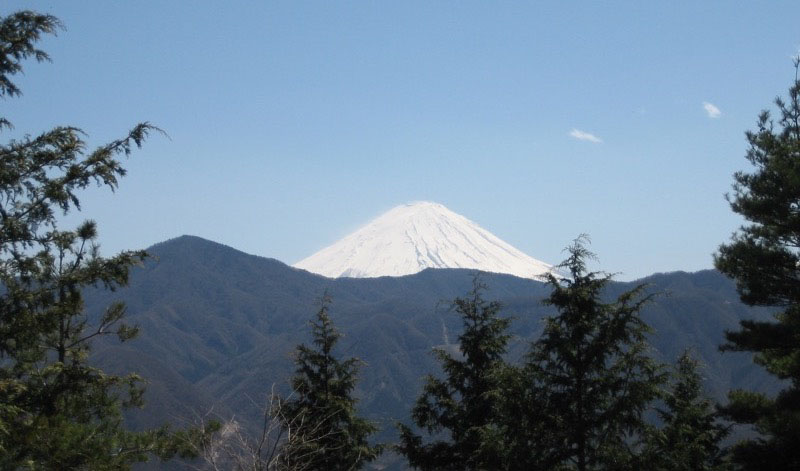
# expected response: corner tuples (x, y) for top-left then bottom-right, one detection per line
(644, 351), (730, 471)
(524, 236), (664, 471)
(282, 293), (381, 470)
(398, 277), (513, 470)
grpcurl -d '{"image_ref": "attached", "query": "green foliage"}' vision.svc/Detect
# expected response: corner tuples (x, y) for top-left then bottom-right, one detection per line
(0, 10), (60, 129)
(397, 277), (512, 470)
(644, 351), (730, 471)
(280, 293), (382, 470)
(0, 9), (189, 469)
(78, 237), (775, 468)
(520, 236), (665, 471)
(73, 236), (778, 470)
(714, 61), (800, 470)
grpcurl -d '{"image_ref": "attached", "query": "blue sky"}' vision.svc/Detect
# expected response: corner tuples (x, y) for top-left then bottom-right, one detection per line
(4, 1), (800, 280)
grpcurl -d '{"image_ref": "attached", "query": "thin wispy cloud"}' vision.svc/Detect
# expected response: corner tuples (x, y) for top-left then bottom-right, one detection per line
(570, 129), (603, 143)
(703, 102), (721, 118)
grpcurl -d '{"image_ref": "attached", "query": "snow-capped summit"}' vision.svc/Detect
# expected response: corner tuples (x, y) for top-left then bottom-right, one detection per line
(293, 201), (554, 279)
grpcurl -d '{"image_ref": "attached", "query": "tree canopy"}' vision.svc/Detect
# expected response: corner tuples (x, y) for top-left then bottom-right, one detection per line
(280, 294), (382, 470)
(644, 351), (730, 471)
(714, 61), (800, 470)
(397, 277), (512, 470)
(520, 237), (664, 471)
(0, 9), (189, 468)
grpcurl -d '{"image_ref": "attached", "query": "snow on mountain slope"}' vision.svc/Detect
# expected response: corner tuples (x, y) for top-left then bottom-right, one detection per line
(294, 202), (554, 279)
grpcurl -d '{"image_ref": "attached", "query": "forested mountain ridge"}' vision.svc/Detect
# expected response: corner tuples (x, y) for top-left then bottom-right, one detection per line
(87, 235), (777, 454)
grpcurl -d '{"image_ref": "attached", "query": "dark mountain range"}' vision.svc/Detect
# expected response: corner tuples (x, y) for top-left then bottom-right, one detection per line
(88, 235), (778, 469)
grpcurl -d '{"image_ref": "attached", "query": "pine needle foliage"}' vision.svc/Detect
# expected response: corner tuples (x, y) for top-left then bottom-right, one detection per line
(643, 351), (731, 471)
(397, 277), (512, 470)
(522, 236), (664, 471)
(713, 60), (800, 470)
(280, 293), (381, 470)
(0, 10), (190, 469)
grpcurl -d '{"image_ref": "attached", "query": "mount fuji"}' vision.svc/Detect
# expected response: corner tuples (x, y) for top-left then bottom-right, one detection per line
(294, 201), (555, 279)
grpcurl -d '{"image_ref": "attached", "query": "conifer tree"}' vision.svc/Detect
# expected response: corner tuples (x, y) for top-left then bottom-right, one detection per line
(280, 294), (381, 470)
(0, 10), (192, 468)
(397, 278), (512, 470)
(713, 60), (800, 470)
(522, 237), (664, 471)
(644, 352), (730, 471)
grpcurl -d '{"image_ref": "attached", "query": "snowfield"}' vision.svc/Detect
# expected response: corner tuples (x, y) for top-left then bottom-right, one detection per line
(294, 201), (554, 280)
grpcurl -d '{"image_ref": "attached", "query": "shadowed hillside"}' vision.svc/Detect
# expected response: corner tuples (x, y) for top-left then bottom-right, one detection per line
(88, 235), (777, 468)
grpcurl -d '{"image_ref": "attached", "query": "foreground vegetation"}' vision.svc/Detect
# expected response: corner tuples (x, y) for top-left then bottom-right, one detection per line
(0, 8), (798, 471)
(0, 11), (199, 469)
(396, 241), (727, 471)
